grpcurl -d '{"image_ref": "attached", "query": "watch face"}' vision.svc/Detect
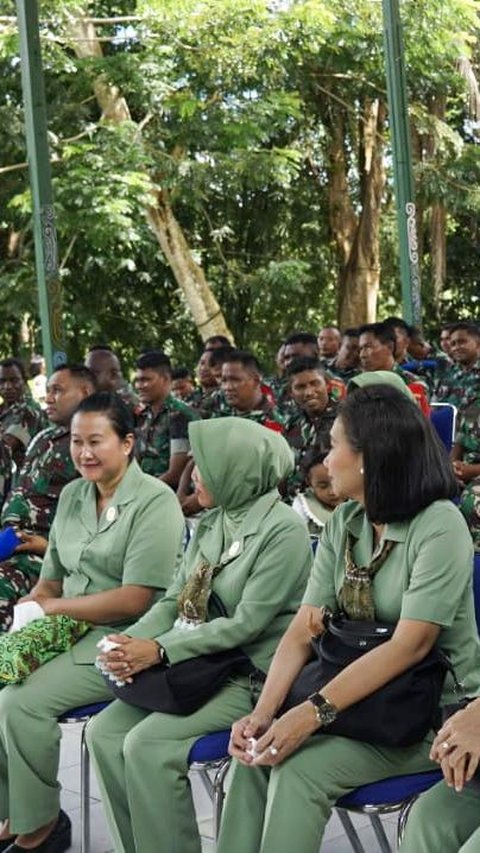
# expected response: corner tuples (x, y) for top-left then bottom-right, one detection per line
(309, 693), (337, 726)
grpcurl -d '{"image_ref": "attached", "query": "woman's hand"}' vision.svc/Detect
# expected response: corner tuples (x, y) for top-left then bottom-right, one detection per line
(228, 711), (275, 765)
(249, 702), (320, 766)
(431, 700), (480, 791)
(14, 532), (48, 556)
(98, 634), (162, 682)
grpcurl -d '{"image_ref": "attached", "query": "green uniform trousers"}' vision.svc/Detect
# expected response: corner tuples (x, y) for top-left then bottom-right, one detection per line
(0, 644), (111, 834)
(400, 779), (480, 852)
(86, 678), (254, 853)
(217, 734), (435, 853)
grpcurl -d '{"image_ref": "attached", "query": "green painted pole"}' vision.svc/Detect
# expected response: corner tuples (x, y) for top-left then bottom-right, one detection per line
(382, 0), (422, 326)
(16, 0), (66, 373)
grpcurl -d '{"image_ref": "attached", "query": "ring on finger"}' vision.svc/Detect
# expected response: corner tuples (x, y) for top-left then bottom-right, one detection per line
(269, 746), (278, 756)
(442, 741), (450, 750)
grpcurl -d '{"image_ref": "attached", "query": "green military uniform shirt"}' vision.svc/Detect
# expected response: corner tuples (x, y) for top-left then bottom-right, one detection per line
(284, 403), (337, 498)
(433, 358), (480, 414)
(200, 390), (285, 432)
(303, 499), (480, 704)
(41, 459), (185, 661)
(135, 395), (198, 477)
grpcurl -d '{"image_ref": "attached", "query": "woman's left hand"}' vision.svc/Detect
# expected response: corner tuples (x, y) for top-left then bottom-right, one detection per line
(98, 634), (162, 682)
(251, 702), (320, 766)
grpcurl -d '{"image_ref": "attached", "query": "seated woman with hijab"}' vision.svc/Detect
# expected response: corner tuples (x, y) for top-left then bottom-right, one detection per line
(0, 392), (184, 853)
(217, 384), (480, 853)
(87, 417), (312, 853)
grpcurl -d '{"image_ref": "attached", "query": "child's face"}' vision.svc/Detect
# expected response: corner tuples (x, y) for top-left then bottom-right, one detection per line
(308, 463), (341, 509)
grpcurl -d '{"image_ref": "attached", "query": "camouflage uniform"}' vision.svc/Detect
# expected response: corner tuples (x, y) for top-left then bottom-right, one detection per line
(392, 364), (430, 415)
(328, 362), (360, 383)
(284, 403), (338, 497)
(454, 401), (480, 551)
(0, 398), (46, 510)
(200, 390), (284, 432)
(116, 384), (142, 417)
(0, 425), (78, 630)
(433, 358), (480, 415)
(266, 372), (345, 418)
(135, 395), (199, 477)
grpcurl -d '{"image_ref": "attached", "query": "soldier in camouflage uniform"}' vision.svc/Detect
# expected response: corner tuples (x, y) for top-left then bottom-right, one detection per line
(328, 328), (360, 383)
(451, 399), (480, 551)
(284, 357), (338, 498)
(134, 350), (198, 487)
(270, 333), (345, 416)
(432, 322), (480, 415)
(85, 347), (141, 416)
(202, 350), (284, 431)
(0, 364), (97, 630)
(0, 358), (47, 506)
(317, 326), (342, 370)
(358, 322), (430, 415)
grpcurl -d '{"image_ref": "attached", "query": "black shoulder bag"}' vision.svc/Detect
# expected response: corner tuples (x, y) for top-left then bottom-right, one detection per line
(282, 611), (451, 747)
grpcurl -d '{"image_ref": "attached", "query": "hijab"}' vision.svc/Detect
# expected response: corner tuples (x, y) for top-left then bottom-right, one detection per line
(348, 370), (416, 402)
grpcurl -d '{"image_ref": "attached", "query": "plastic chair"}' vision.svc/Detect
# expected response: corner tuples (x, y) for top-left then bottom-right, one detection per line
(188, 730), (231, 841)
(429, 402), (457, 451)
(59, 700), (111, 853)
(335, 769), (443, 852)
(334, 553), (480, 851)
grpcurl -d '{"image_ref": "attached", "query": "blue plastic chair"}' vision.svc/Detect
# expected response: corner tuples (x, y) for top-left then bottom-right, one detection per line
(429, 402), (457, 451)
(59, 701), (111, 853)
(188, 730), (231, 840)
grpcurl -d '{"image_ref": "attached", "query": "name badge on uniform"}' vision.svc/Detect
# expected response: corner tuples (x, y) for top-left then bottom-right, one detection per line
(106, 506), (117, 523)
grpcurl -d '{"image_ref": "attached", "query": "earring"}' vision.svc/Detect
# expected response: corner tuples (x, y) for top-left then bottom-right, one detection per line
(360, 467), (364, 475)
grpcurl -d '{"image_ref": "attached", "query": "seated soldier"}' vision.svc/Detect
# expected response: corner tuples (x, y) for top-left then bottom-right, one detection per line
(284, 357), (338, 497)
(85, 345), (140, 413)
(0, 358), (46, 500)
(451, 399), (480, 552)
(273, 332), (345, 415)
(193, 346), (233, 411)
(382, 316), (412, 365)
(202, 350), (284, 430)
(0, 364), (96, 630)
(359, 321), (430, 414)
(171, 367), (196, 403)
(134, 350), (198, 488)
(433, 321), (480, 417)
(328, 328), (360, 382)
(317, 325), (342, 369)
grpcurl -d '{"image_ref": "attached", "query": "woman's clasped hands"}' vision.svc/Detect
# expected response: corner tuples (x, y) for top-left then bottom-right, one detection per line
(96, 634), (163, 684)
(430, 698), (480, 792)
(229, 702), (321, 767)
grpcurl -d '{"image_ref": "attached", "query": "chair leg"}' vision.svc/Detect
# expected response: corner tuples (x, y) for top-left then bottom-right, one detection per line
(212, 759), (231, 841)
(397, 795), (417, 847)
(369, 814), (392, 852)
(80, 723), (90, 853)
(335, 809), (366, 853)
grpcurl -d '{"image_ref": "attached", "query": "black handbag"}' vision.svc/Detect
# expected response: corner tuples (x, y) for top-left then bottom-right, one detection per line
(282, 611), (451, 747)
(106, 592), (257, 716)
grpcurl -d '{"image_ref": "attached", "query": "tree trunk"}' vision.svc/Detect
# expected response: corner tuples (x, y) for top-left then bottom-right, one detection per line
(426, 96), (447, 321)
(324, 99), (386, 328)
(67, 16), (233, 342)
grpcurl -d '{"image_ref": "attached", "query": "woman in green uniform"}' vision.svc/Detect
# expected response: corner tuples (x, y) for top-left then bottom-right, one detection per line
(86, 416), (312, 853)
(219, 384), (480, 853)
(0, 391), (184, 853)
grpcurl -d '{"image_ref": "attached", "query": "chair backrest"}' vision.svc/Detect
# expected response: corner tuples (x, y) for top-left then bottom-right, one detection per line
(472, 553), (480, 634)
(429, 402), (457, 452)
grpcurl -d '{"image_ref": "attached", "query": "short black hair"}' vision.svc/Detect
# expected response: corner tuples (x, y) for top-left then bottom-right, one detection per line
(383, 316), (412, 335)
(136, 350), (172, 376)
(286, 356), (326, 379)
(52, 364), (98, 390)
(0, 357), (26, 381)
(209, 346), (235, 368)
(283, 332), (318, 348)
(449, 321), (480, 340)
(338, 385), (458, 522)
(342, 328), (359, 339)
(172, 367), (193, 381)
(223, 349), (261, 374)
(358, 322), (396, 351)
(204, 335), (231, 348)
(300, 446), (328, 479)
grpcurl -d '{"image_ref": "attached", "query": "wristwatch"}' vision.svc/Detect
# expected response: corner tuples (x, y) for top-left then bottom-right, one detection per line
(307, 692), (338, 727)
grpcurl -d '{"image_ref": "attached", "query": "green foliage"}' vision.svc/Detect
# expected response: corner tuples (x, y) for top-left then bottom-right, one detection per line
(0, 0), (479, 374)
